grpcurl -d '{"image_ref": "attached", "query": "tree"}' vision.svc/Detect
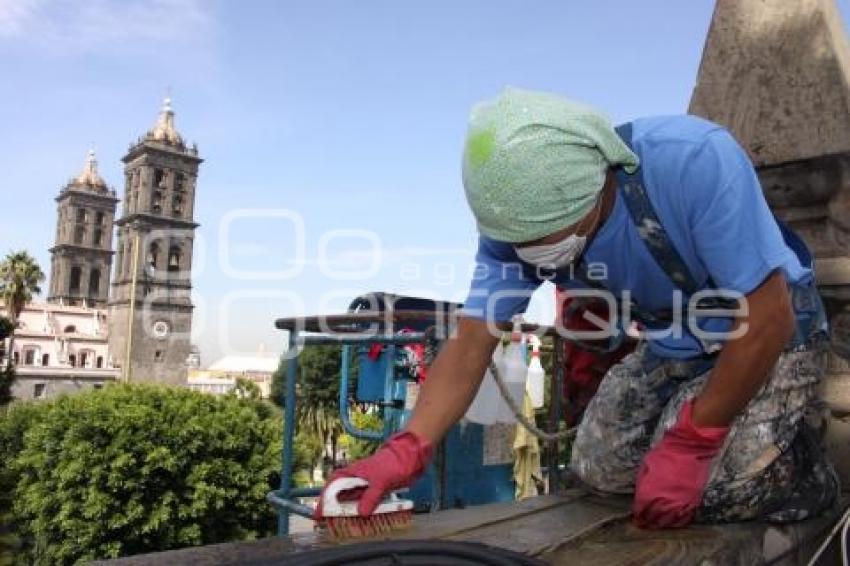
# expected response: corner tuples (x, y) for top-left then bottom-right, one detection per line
(0, 400), (40, 508)
(6, 384), (283, 564)
(292, 429), (323, 487)
(0, 251), (45, 386)
(0, 316), (14, 406)
(338, 408), (383, 462)
(0, 317), (13, 342)
(271, 345), (350, 469)
(231, 376), (262, 400)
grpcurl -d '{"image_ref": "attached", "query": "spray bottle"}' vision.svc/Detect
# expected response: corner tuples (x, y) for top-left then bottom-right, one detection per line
(496, 316), (528, 423)
(526, 335), (545, 409)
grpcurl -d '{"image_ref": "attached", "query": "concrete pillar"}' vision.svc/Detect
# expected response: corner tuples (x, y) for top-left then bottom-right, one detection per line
(689, 0), (850, 167)
(689, 0), (850, 484)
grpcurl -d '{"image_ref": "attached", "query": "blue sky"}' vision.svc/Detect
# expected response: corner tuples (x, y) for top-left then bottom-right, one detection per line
(2, 1), (848, 363)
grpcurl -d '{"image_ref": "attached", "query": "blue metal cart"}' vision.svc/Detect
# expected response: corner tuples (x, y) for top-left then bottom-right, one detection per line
(268, 295), (566, 536)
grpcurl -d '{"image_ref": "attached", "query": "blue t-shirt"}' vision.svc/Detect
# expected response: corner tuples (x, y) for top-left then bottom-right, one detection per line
(462, 115), (810, 359)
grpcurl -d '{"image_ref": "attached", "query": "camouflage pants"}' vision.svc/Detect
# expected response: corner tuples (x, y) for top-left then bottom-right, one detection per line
(570, 342), (839, 523)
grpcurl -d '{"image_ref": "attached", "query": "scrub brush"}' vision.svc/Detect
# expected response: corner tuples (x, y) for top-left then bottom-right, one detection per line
(318, 477), (414, 540)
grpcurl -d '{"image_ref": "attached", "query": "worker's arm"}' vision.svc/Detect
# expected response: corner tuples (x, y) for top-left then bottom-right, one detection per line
(691, 269), (795, 426)
(405, 316), (500, 443)
(315, 316), (500, 517)
(634, 269), (795, 528)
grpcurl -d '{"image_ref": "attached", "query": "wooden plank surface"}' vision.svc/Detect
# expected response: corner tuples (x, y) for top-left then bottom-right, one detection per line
(539, 497), (847, 566)
(443, 495), (630, 556)
(94, 491), (846, 565)
(89, 534), (318, 566)
(387, 492), (586, 542)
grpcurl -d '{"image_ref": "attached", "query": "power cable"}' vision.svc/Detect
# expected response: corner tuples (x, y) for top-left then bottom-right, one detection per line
(488, 361), (576, 442)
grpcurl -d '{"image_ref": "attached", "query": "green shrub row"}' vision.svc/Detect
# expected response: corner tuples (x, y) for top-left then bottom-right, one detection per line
(0, 384), (293, 565)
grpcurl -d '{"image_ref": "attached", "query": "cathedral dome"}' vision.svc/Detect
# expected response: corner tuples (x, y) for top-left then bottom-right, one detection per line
(145, 97), (184, 146)
(73, 149), (107, 189)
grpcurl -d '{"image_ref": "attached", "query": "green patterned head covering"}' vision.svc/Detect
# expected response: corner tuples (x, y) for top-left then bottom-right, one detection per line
(462, 87), (639, 243)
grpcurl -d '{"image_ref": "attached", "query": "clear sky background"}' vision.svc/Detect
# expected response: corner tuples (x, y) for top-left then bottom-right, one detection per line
(2, 0), (849, 364)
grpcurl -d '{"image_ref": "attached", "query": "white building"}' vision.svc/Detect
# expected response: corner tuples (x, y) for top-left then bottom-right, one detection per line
(187, 354), (279, 398)
(2, 300), (119, 400)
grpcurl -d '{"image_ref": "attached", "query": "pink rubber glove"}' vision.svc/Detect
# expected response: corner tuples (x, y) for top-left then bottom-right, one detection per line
(314, 430), (433, 518)
(633, 399), (729, 529)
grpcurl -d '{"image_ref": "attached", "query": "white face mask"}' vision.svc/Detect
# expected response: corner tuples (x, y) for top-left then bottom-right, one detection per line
(514, 234), (587, 268)
(513, 196), (603, 268)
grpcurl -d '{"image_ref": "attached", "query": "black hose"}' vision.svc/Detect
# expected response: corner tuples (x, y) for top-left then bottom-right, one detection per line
(256, 539), (548, 566)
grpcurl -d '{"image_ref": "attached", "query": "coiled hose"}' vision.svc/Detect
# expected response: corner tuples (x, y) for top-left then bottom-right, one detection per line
(487, 361), (577, 442)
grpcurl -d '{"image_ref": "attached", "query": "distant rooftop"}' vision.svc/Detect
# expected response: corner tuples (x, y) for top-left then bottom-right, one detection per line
(2, 299), (108, 316)
(207, 355), (280, 374)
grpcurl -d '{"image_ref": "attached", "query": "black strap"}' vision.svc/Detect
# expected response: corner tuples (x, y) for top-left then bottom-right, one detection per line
(613, 124), (701, 296)
(563, 123), (736, 335)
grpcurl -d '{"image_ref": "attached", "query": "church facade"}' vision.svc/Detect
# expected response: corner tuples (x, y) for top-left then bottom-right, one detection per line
(108, 98), (202, 385)
(47, 149), (119, 308)
(5, 98), (201, 399)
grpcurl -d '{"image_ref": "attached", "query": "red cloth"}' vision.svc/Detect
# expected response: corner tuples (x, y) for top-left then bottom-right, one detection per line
(633, 400), (729, 529)
(314, 431), (433, 518)
(368, 329), (428, 382)
(367, 344), (383, 360)
(556, 290), (635, 426)
(406, 342), (428, 382)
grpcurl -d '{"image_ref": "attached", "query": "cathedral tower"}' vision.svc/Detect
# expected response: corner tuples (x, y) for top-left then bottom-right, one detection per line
(108, 98), (202, 385)
(48, 150), (119, 308)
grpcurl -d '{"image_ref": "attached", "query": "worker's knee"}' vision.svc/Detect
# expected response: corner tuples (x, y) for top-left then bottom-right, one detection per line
(567, 345), (677, 494)
(570, 420), (641, 494)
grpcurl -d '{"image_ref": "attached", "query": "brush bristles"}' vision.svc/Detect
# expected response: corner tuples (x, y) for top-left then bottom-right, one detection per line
(322, 510), (413, 540)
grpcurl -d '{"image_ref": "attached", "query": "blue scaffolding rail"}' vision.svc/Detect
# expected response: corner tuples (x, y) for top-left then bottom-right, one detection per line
(268, 310), (566, 536)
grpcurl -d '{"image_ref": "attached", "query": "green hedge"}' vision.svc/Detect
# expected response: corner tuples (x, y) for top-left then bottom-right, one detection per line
(2, 384), (285, 565)
(0, 401), (41, 508)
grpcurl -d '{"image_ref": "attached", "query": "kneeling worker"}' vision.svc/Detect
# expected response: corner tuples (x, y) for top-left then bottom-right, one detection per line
(317, 88), (837, 528)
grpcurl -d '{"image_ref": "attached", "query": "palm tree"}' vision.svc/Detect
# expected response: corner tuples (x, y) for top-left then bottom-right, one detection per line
(297, 401), (344, 467)
(0, 315), (14, 405)
(0, 250), (45, 373)
(272, 345), (350, 469)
